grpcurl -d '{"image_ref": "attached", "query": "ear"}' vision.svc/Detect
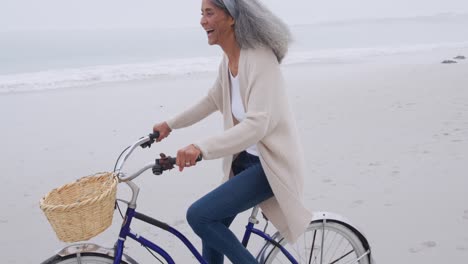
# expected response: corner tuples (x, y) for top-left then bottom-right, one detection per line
(228, 16), (235, 27)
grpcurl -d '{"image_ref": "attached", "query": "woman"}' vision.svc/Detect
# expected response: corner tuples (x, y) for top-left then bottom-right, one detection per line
(153, 0), (312, 263)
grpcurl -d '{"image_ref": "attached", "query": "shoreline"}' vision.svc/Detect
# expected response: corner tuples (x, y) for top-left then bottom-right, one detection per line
(1, 44), (467, 96)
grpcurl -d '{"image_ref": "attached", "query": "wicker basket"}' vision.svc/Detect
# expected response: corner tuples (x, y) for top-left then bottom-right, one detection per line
(40, 172), (118, 242)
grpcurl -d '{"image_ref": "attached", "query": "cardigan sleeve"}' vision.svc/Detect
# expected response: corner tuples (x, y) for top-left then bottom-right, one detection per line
(195, 48), (283, 159)
(166, 64), (224, 130)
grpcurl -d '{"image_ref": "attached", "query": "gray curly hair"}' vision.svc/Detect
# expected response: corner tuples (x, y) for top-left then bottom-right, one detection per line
(210, 0), (292, 63)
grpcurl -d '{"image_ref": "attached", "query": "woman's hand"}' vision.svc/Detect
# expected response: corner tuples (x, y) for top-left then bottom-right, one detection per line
(153, 122), (172, 142)
(176, 144), (201, 172)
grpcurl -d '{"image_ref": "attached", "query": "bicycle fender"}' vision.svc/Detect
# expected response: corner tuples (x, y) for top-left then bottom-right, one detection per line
(54, 243), (138, 264)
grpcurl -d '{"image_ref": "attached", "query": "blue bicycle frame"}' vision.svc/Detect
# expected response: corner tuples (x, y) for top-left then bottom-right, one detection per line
(111, 205), (298, 264)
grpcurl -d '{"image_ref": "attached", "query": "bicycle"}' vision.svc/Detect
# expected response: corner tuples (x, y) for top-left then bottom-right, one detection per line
(42, 133), (374, 264)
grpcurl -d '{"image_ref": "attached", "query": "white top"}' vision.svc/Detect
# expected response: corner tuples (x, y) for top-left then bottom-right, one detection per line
(230, 70), (259, 156)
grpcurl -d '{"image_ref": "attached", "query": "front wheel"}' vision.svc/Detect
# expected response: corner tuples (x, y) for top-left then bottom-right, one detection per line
(258, 220), (371, 264)
(42, 253), (129, 264)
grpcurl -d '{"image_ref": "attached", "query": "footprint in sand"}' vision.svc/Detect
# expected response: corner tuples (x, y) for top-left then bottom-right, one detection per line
(391, 170), (400, 179)
(409, 241), (437, 253)
(172, 219), (185, 227)
(456, 246), (468, 251)
(351, 200), (364, 208)
(308, 195), (326, 201)
(322, 178), (333, 184)
(463, 210), (468, 220)
(148, 227), (160, 237)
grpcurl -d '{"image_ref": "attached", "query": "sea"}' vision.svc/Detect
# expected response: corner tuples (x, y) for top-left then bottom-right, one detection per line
(1, 13), (467, 94)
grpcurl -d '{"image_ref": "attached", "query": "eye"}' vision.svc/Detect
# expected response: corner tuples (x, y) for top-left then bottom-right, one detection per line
(201, 11), (213, 17)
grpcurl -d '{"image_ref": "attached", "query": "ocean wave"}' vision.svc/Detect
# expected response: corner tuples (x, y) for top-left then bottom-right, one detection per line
(1, 41), (468, 94)
(0, 57), (220, 94)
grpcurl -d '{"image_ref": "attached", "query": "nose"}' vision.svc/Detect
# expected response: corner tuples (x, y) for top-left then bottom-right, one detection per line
(200, 15), (207, 27)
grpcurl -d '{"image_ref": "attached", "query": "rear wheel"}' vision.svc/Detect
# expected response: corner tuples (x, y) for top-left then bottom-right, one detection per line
(259, 221), (370, 264)
(42, 253), (129, 264)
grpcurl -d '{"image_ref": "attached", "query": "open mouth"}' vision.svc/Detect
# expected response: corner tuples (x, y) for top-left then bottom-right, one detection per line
(206, 29), (214, 36)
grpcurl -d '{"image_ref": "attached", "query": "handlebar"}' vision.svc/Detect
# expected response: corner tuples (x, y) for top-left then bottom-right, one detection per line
(114, 132), (160, 174)
(152, 154), (202, 176)
(140, 131), (160, 149)
(115, 132), (202, 182)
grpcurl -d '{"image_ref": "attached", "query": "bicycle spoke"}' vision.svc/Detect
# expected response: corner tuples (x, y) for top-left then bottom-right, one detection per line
(320, 230), (329, 264)
(312, 230), (322, 264)
(320, 222), (325, 264)
(292, 240), (308, 263)
(328, 235), (345, 263)
(343, 250), (371, 264)
(329, 249), (354, 264)
(308, 230), (317, 264)
(323, 230), (338, 260)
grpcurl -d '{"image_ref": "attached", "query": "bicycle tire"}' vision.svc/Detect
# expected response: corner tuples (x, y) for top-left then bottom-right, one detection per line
(259, 220), (370, 264)
(42, 252), (129, 264)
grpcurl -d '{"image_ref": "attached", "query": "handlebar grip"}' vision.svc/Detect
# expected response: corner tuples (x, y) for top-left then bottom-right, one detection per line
(141, 131), (160, 148)
(167, 155), (202, 165)
(152, 154), (203, 175)
(168, 157), (176, 165)
(150, 131), (160, 140)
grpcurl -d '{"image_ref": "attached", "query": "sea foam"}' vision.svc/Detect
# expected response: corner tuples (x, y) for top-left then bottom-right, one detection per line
(1, 41), (468, 94)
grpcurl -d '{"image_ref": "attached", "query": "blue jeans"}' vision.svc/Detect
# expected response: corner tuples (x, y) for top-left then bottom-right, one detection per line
(186, 151), (274, 264)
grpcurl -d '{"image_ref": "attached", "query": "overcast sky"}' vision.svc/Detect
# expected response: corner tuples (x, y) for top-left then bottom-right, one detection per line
(1, 0), (468, 31)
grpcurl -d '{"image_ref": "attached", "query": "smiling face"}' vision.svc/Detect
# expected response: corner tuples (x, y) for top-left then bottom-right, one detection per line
(200, 0), (235, 47)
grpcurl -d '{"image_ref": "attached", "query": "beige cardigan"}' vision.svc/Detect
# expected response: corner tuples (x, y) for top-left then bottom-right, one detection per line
(167, 47), (312, 242)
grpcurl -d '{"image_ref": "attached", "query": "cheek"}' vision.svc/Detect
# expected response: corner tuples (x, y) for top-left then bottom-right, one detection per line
(217, 21), (231, 34)
(209, 20), (219, 30)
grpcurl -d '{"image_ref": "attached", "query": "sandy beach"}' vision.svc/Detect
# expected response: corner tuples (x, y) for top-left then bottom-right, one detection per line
(1, 47), (467, 263)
